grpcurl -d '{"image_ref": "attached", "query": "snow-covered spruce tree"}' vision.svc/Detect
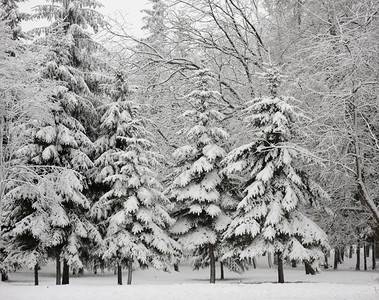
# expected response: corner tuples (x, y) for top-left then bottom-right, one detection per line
(3, 58), (101, 286)
(92, 71), (180, 285)
(1, 171), (66, 286)
(0, 21), (62, 283)
(32, 0), (106, 140)
(0, 0), (29, 39)
(167, 68), (231, 284)
(222, 64), (330, 283)
(190, 177), (249, 279)
(141, 0), (167, 43)
(28, 0), (107, 284)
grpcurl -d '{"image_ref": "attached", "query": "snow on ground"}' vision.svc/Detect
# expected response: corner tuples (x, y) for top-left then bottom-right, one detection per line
(1, 255), (378, 300)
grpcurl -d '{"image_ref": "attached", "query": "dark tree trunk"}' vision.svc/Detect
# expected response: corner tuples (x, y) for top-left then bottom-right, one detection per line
(324, 253), (329, 269)
(291, 260), (297, 268)
(277, 252), (284, 283)
(349, 245), (353, 259)
(334, 247), (339, 270)
(174, 263), (179, 272)
(127, 259), (132, 285)
(372, 240), (376, 270)
(101, 261), (105, 273)
(117, 264), (122, 285)
(364, 243), (367, 270)
(305, 262), (316, 275)
(34, 265), (39, 286)
(252, 257), (257, 269)
(356, 241), (361, 270)
(340, 246), (345, 262)
(209, 244), (216, 284)
(62, 259), (69, 285)
(56, 255), (61, 285)
(78, 268), (83, 275)
(1, 271), (8, 281)
(220, 262), (224, 280)
(375, 236), (379, 259)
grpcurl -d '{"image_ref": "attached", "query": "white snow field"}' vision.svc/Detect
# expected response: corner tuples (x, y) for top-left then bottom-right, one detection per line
(1, 255), (378, 300)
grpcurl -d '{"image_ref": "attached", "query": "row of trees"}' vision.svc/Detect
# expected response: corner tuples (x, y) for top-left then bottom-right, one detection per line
(1, 0), (378, 286)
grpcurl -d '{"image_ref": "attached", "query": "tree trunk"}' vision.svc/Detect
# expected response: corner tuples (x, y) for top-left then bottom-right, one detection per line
(252, 257), (257, 269)
(277, 252), (284, 283)
(333, 247), (339, 270)
(372, 240), (376, 270)
(117, 264), (122, 285)
(268, 252), (273, 268)
(220, 262), (224, 280)
(34, 265), (39, 286)
(324, 252), (329, 269)
(62, 259), (69, 285)
(352, 95), (379, 228)
(364, 243), (367, 270)
(291, 260), (297, 268)
(174, 263), (179, 272)
(375, 233), (379, 259)
(305, 262), (316, 275)
(127, 259), (133, 285)
(56, 255), (61, 285)
(356, 241), (360, 270)
(1, 271), (8, 281)
(340, 246), (345, 262)
(349, 245), (353, 259)
(209, 243), (216, 284)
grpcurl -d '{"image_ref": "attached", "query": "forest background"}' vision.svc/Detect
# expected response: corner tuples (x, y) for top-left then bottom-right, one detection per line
(0, 0), (378, 287)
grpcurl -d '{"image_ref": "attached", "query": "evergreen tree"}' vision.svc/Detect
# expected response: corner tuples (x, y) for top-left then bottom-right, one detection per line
(0, 0), (29, 39)
(33, 0), (106, 137)
(0, 20), (65, 284)
(92, 71), (180, 285)
(1, 45), (101, 285)
(141, 0), (167, 43)
(167, 68), (231, 284)
(1, 171), (66, 285)
(26, 0), (107, 284)
(222, 64), (330, 283)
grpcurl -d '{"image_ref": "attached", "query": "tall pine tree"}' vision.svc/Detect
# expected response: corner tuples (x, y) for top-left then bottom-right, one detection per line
(0, 20), (61, 284)
(92, 71), (180, 285)
(167, 68), (231, 284)
(25, 0), (107, 284)
(222, 64), (330, 283)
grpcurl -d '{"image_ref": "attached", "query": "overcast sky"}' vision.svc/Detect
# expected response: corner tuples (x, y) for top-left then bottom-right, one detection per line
(20, 0), (151, 36)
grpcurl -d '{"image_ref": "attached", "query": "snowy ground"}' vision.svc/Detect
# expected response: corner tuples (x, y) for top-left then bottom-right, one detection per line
(1, 254), (378, 300)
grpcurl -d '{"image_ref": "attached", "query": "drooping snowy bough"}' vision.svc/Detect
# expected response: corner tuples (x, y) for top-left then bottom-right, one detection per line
(222, 64), (330, 283)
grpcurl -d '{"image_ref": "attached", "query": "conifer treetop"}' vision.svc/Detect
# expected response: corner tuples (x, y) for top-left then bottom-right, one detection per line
(0, 0), (29, 39)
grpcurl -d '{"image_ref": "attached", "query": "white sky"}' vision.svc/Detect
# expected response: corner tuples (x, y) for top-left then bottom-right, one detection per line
(20, 0), (151, 36)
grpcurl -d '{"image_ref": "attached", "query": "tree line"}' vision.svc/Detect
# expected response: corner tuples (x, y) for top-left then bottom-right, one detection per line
(0, 0), (378, 286)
